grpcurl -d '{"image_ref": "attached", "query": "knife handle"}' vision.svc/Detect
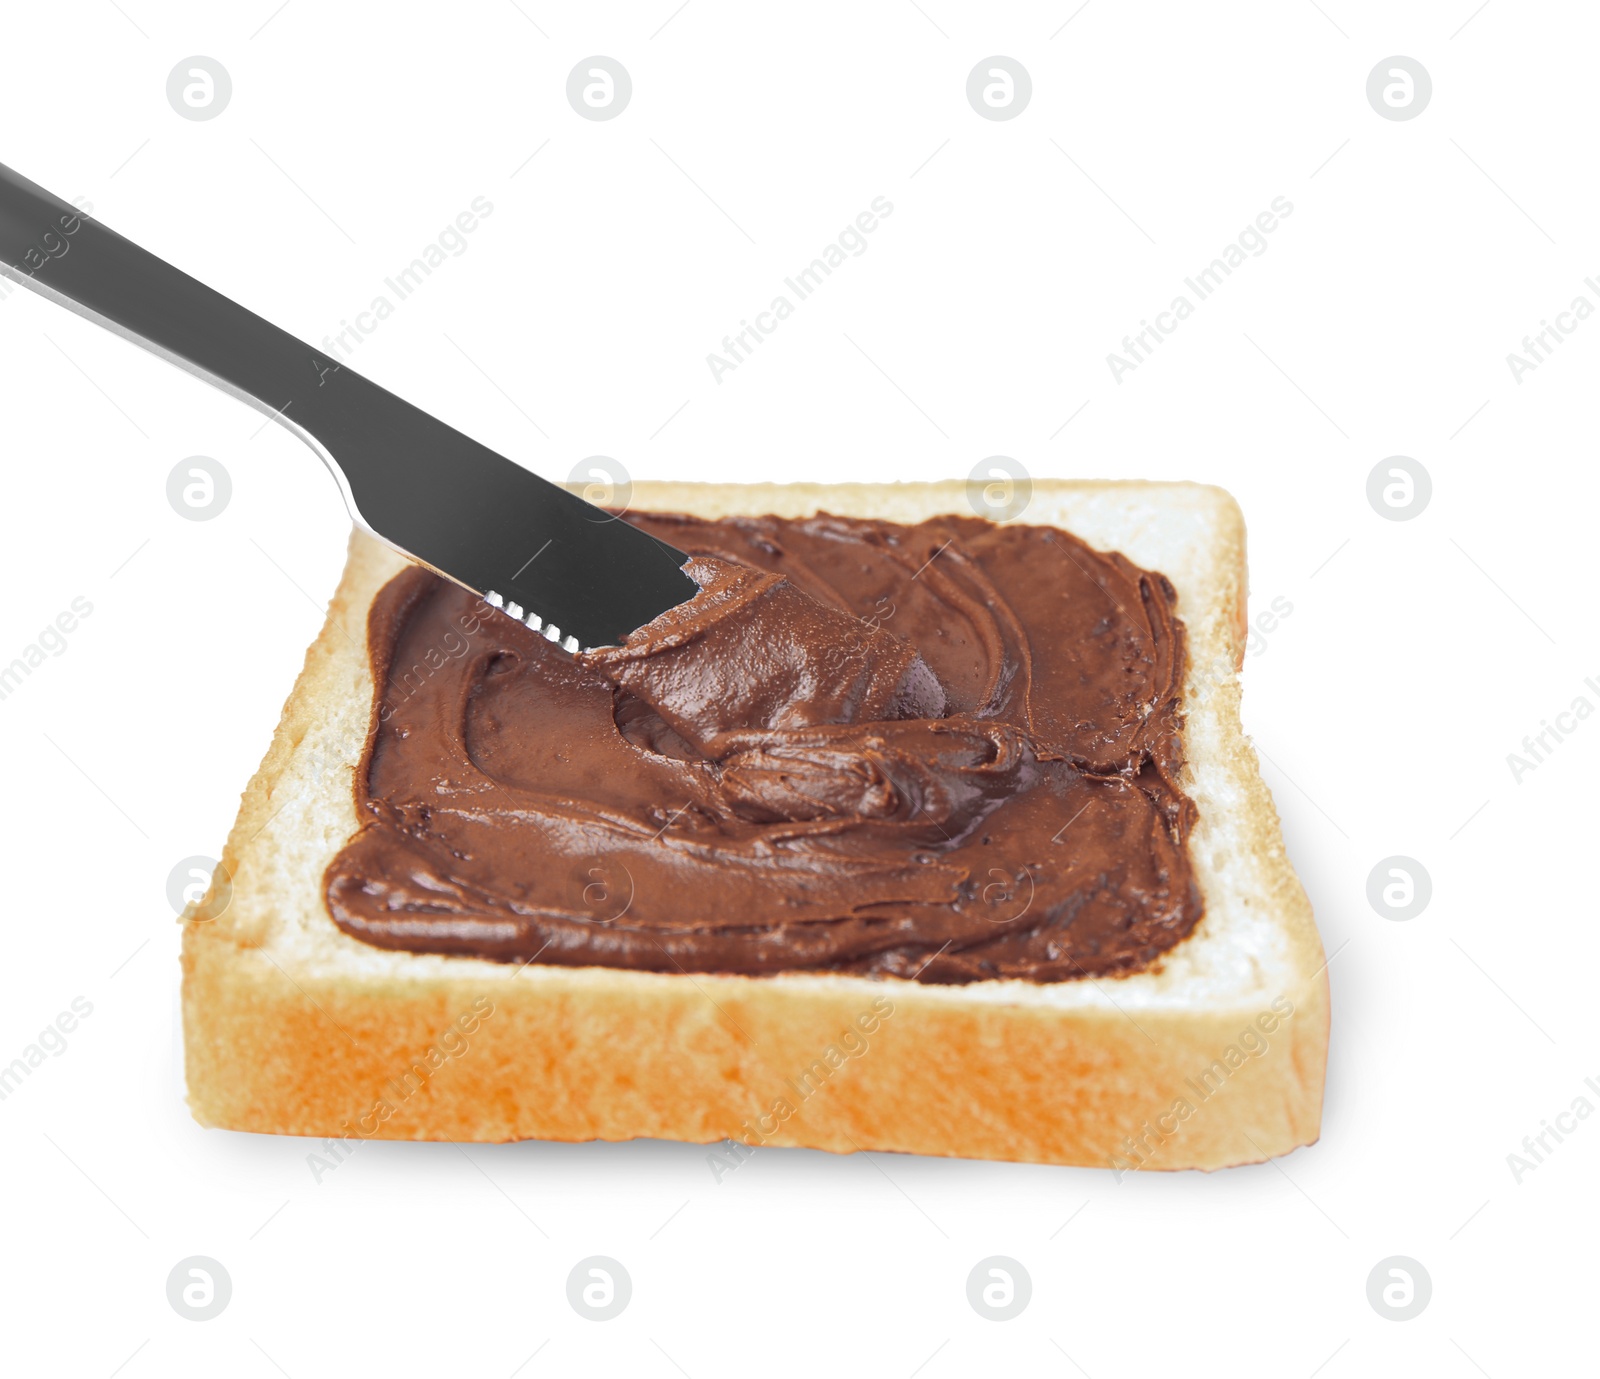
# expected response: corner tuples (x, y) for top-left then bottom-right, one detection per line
(0, 161), (346, 441)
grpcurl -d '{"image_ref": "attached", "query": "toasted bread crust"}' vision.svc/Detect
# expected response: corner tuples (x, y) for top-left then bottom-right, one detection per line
(182, 481), (1327, 1169)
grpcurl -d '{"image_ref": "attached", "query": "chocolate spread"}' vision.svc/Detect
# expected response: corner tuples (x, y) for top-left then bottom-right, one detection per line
(325, 511), (1202, 984)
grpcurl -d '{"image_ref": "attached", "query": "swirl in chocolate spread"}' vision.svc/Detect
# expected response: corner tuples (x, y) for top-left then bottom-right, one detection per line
(325, 511), (1202, 984)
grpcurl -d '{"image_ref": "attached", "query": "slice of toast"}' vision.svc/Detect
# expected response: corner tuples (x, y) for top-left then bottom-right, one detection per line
(181, 480), (1327, 1170)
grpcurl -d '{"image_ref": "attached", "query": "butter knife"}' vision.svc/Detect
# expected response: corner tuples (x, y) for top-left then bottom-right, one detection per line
(0, 161), (699, 651)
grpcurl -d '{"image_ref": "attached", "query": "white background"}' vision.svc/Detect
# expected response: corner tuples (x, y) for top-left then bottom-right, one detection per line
(1, 1), (1594, 1375)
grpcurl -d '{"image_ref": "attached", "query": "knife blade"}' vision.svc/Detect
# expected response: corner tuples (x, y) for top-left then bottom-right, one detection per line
(0, 161), (701, 651)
